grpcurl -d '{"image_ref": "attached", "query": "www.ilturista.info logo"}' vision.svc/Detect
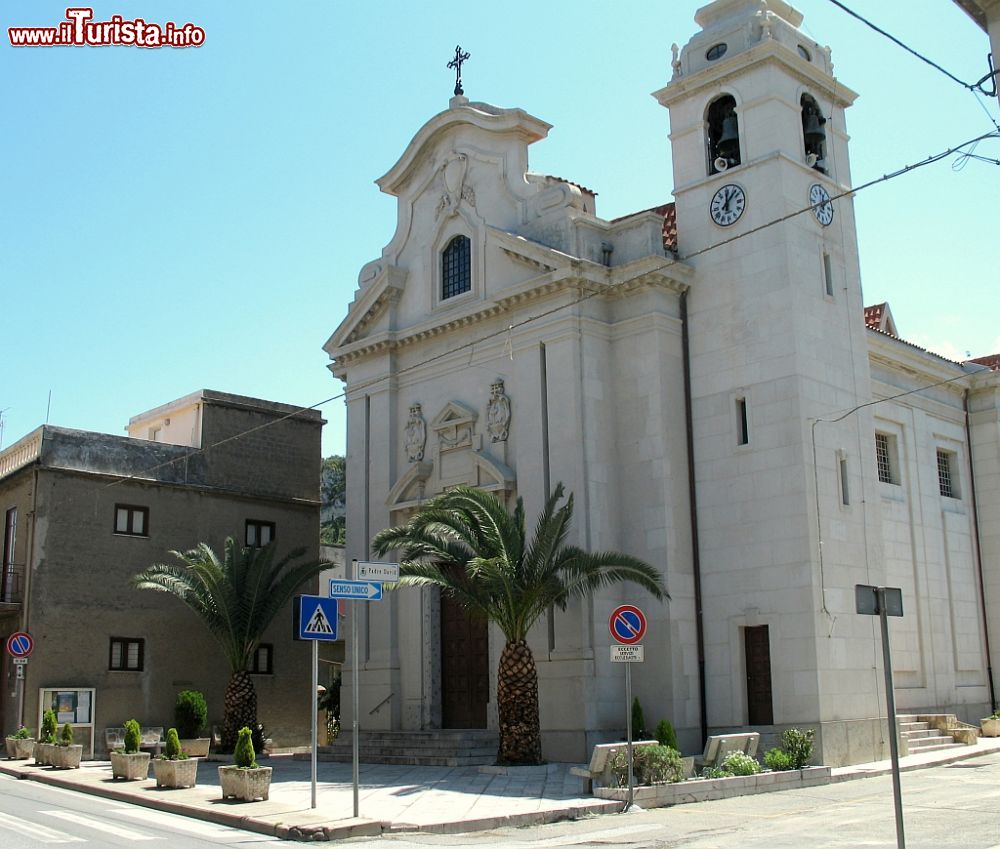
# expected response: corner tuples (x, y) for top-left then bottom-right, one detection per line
(8, 7), (206, 48)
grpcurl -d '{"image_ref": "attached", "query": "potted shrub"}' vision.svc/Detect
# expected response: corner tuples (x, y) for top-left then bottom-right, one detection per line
(219, 726), (272, 801)
(175, 690), (210, 757)
(110, 719), (151, 780)
(5, 726), (35, 760)
(34, 709), (58, 766)
(982, 711), (1000, 738)
(51, 722), (83, 769)
(153, 728), (199, 788)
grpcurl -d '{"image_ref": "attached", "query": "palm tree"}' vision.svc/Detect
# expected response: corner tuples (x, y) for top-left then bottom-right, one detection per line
(131, 538), (326, 750)
(372, 483), (666, 764)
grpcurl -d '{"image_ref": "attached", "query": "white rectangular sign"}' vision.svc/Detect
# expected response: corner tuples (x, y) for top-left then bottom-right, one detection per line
(12, 657), (28, 665)
(357, 561), (400, 582)
(611, 644), (644, 663)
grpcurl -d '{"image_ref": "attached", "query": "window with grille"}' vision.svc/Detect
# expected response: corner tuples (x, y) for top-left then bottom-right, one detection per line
(441, 235), (471, 300)
(109, 637), (144, 671)
(937, 450), (958, 498)
(114, 504), (148, 536)
(245, 519), (275, 548)
(875, 433), (898, 484)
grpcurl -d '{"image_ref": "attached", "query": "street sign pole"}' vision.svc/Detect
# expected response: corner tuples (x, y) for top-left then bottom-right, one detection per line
(311, 639), (318, 809)
(878, 586), (905, 849)
(625, 660), (634, 811)
(352, 558), (360, 819)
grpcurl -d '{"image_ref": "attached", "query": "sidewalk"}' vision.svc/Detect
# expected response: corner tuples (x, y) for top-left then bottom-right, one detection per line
(3, 738), (1000, 842)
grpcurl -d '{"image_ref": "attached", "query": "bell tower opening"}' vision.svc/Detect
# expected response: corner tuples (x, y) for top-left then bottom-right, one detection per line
(707, 94), (740, 174)
(801, 94), (827, 173)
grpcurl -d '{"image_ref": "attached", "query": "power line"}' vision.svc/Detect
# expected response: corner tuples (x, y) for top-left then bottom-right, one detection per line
(824, 0), (997, 95)
(102, 129), (998, 483)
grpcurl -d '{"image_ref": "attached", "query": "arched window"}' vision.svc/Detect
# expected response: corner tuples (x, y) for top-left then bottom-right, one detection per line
(801, 94), (827, 172)
(707, 95), (740, 174)
(441, 235), (471, 300)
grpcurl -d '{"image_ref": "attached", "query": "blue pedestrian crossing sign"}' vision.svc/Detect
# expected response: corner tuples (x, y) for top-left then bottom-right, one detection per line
(298, 595), (339, 641)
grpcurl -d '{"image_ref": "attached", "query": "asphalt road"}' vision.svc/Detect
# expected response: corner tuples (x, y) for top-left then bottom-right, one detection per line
(349, 753), (1000, 849)
(0, 773), (280, 848)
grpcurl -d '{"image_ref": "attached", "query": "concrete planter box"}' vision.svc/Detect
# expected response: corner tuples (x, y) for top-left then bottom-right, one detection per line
(111, 751), (151, 780)
(219, 765), (272, 801)
(34, 742), (55, 766)
(153, 757), (199, 788)
(981, 718), (1000, 738)
(5, 737), (35, 760)
(594, 766), (832, 808)
(50, 744), (83, 769)
(179, 738), (211, 758)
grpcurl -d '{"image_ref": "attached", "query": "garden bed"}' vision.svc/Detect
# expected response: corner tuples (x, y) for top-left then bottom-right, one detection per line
(594, 766), (831, 807)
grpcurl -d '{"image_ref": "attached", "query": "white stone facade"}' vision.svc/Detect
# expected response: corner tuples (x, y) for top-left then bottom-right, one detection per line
(325, 0), (1000, 766)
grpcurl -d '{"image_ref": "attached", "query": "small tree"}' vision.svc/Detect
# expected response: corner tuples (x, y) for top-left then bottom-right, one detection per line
(123, 719), (141, 754)
(781, 728), (814, 769)
(631, 698), (646, 739)
(41, 709), (57, 744)
(59, 723), (74, 747)
(233, 726), (257, 769)
(164, 728), (184, 760)
(175, 690), (208, 739)
(654, 719), (679, 750)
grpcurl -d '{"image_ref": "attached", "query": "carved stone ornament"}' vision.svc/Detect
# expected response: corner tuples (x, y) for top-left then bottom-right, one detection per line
(487, 379), (512, 443)
(404, 404), (427, 462)
(671, 43), (681, 78)
(436, 152), (475, 219)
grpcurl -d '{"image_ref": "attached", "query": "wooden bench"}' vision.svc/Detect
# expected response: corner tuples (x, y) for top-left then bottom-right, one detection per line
(104, 726), (164, 756)
(570, 740), (659, 792)
(693, 732), (760, 772)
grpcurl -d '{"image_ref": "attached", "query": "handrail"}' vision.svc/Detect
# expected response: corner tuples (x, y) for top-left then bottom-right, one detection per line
(368, 692), (393, 716)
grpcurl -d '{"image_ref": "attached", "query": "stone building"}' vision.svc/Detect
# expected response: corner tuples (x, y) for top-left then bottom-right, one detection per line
(0, 390), (324, 753)
(324, 0), (1000, 766)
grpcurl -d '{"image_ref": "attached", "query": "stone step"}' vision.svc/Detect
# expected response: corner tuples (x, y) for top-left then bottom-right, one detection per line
(900, 728), (937, 739)
(898, 722), (931, 733)
(299, 729), (500, 766)
(310, 752), (496, 767)
(905, 741), (965, 754)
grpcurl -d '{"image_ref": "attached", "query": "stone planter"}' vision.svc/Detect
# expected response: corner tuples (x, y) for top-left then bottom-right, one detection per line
(50, 744), (83, 769)
(34, 742), (55, 766)
(179, 737), (211, 758)
(981, 717), (1000, 737)
(153, 757), (199, 788)
(219, 765), (272, 801)
(5, 737), (35, 760)
(111, 751), (151, 780)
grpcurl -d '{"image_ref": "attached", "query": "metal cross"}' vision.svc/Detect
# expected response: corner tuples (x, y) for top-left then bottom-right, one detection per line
(447, 45), (470, 96)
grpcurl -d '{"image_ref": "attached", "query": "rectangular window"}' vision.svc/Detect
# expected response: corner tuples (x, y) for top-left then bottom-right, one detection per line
(823, 253), (834, 297)
(736, 397), (749, 446)
(839, 456), (850, 505)
(245, 519), (275, 548)
(114, 504), (148, 536)
(250, 643), (273, 675)
(2, 507), (16, 602)
(937, 449), (959, 498)
(875, 432), (899, 485)
(109, 637), (144, 671)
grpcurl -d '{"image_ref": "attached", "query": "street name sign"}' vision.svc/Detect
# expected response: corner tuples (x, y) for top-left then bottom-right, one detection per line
(611, 644), (644, 663)
(357, 561), (400, 582)
(298, 596), (339, 641)
(329, 579), (383, 601)
(609, 605), (647, 645)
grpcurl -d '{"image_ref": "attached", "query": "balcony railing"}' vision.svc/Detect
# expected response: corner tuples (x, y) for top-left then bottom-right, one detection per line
(1, 564), (25, 606)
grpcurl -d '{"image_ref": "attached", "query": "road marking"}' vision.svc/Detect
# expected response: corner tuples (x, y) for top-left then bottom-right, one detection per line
(0, 811), (84, 843)
(43, 810), (159, 840)
(113, 807), (274, 840)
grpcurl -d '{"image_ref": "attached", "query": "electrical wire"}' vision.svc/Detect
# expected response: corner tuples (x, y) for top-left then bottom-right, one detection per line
(99, 129), (998, 487)
(824, 0), (997, 95)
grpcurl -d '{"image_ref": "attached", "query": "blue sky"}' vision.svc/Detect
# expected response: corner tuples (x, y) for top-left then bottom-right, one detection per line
(2, 1), (997, 458)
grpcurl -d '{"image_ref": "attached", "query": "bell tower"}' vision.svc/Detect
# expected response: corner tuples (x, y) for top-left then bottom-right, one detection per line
(654, 0), (890, 765)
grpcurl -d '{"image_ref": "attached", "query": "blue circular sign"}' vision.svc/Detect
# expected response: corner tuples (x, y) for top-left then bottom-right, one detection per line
(6, 631), (33, 658)
(609, 605), (646, 645)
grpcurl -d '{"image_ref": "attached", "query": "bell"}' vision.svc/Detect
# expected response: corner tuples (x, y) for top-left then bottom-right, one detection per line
(803, 109), (827, 146)
(717, 113), (740, 161)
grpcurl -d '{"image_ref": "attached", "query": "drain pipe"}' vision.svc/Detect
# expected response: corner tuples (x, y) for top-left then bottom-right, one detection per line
(681, 289), (708, 747)
(965, 389), (996, 712)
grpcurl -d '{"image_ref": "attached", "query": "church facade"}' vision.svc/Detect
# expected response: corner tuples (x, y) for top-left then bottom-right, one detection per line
(325, 0), (1000, 766)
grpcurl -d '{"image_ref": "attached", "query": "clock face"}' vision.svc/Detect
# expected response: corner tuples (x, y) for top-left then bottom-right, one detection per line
(809, 183), (834, 226)
(710, 183), (746, 226)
